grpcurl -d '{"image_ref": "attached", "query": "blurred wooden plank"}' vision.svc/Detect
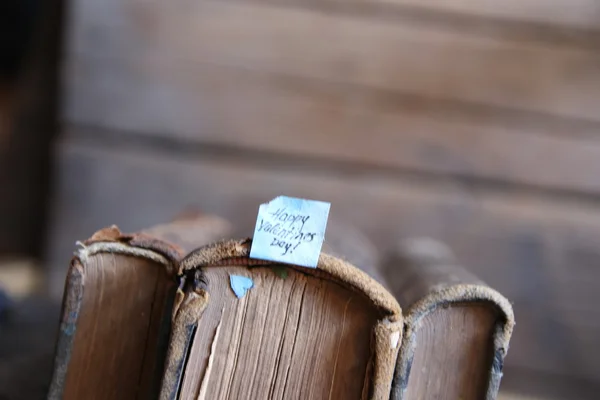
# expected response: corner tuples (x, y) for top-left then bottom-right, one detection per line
(65, 0), (600, 124)
(66, 60), (600, 196)
(383, 0), (600, 30)
(46, 128), (600, 381)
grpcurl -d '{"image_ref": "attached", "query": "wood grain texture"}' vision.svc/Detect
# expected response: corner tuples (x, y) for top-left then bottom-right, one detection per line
(46, 136), (600, 381)
(64, 0), (600, 125)
(381, 0), (600, 29)
(63, 60), (600, 197)
(60, 0), (600, 198)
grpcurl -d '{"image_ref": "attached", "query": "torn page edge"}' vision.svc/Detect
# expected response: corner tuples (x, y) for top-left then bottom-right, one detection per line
(197, 309), (224, 400)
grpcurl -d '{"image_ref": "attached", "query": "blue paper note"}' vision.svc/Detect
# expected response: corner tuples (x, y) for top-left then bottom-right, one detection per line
(230, 275), (254, 298)
(249, 196), (331, 268)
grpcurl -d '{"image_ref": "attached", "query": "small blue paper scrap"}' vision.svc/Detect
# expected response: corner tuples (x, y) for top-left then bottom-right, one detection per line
(230, 275), (254, 298)
(249, 196), (330, 268)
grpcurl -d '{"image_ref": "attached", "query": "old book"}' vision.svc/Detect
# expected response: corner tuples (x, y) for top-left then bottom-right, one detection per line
(158, 238), (403, 400)
(320, 218), (389, 290)
(382, 238), (515, 400)
(46, 214), (232, 400)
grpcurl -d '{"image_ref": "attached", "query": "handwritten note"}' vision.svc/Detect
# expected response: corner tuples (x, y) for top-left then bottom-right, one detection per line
(249, 196), (331, 268)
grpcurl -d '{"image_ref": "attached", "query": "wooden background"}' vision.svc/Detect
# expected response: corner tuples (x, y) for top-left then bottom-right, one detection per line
(45, 0), (600, 394)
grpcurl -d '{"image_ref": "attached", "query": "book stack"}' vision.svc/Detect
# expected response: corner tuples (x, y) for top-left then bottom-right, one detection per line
(46, 212), (514, 399)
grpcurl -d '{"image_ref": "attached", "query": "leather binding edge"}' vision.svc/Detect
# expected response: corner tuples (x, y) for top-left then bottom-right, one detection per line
(78, 224), (185, 271)
(391, 285), (514, 400)
(46, 261), (84, 400)
(160, 238), (403, 400)
(383, 238), (515, 400)
(160, 270), (209, 400)
(372, 319), (405, 399)
(179, 239), (402, 319)
(46, 225), (182, 400)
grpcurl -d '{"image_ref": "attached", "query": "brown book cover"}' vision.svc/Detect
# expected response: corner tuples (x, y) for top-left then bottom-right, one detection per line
(47, 213), (401, 400)
(158, 238), (403, 400)
(382, 238), (515, 400)
(46, 214), (232, 400)
(321, 218), (389, 289)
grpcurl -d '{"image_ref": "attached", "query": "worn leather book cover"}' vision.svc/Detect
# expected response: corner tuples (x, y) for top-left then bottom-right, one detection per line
(47, 213), (403, 400)
(46, 213), (232, 400)
(382, 238), (515, 400)
(47, 211), (514, 400)
(157, 238), (403, 400)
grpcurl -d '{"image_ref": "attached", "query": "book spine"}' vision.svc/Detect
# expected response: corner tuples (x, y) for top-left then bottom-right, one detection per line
(384, 238), (514, 400)
(46, 261), (84, 400)
(321, 219), (389, 287)
(160, 239), (403, 400)
(159, 270), (209, 400)
(382, 237), (484, 307)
